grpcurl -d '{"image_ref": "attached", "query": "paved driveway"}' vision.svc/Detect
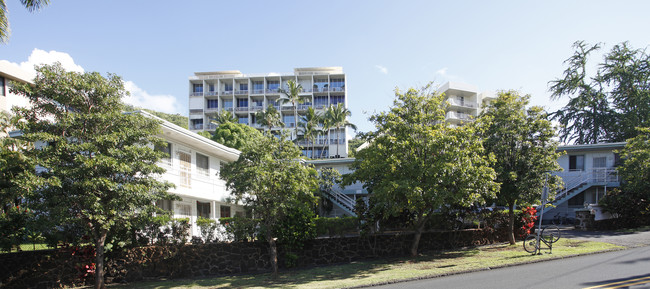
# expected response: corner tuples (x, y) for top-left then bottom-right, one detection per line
(560, 227), (650, 248)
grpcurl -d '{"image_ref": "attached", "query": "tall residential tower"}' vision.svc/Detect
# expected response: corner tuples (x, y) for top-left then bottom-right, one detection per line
(188, 67), (349, 158)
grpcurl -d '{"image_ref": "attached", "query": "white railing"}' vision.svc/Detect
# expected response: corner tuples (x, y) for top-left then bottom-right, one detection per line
(323, 188), (356, 215)
(554, 168), (619, 200)
(190, 92), (203, 96)
(447, 100), (476, 108)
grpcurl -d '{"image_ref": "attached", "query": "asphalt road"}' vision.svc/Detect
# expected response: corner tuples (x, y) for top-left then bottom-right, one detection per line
(371, 229), (650, 289)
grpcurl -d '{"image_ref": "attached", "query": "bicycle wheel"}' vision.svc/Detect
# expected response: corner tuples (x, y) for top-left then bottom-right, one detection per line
(542, 225), (561, 243)
(523, 235), (539, 254)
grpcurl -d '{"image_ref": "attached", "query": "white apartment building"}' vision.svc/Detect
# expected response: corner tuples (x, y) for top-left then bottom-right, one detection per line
(147, 111), (245, 237)
(0, 62), (32, 114)
(188, 67), (349, 158)
(437, 81), (495, 126)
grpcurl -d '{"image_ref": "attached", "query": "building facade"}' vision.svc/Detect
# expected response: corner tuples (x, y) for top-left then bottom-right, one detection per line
(147, 112), (245, 237)
(436, 81), (495, 126)
(0, 62), (32, 114)
(188, 67), (349, 158)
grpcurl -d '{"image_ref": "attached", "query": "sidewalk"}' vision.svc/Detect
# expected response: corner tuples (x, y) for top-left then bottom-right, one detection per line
(559, 226), (650, 248)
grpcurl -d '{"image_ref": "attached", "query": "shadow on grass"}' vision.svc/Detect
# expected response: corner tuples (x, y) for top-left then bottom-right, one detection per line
(111, 249), (481, 289)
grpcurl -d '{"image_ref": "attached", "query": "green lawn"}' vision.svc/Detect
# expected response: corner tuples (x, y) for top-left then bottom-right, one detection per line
(108, 239), (622, 289)
(0, 243), (52, 254)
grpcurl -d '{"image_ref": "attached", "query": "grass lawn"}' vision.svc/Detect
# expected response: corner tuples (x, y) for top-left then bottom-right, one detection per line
(0, 243), (52, 254)
(108, 239), (622, 289)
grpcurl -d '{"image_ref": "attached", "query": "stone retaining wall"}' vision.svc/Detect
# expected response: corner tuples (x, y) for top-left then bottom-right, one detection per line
(1, 229), (506, 288)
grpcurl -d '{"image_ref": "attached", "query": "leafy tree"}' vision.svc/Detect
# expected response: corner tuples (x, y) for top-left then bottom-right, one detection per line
(220, 134), (318, 276)
(122, 104), (189, 129)
(211, 109), (237, 126)
(1, 0), (50, 43)
(196, 130), (212, 139)
(324, 103), (356, 157)
(298, 106), (321, 158)
(345, 84), (498, 256)
(278, 79), (305, 138)
(11, 63), (174, 289)
(601, 127), (650, 226)
(475, 91), (562, 245)
(347, 137), (364, 158)
(255, 105), (283, 132)
(550, 41), (650, 144)
(210, 121), (264, 150)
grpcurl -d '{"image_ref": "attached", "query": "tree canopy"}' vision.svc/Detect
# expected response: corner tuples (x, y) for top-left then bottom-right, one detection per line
(550, 41), (650, 144)
(220, 133), (318, 275)
(210, 121), (264, 151)
(346, 84), (498, 256)
(476, 91), (562, 244)
(1, 0), (50, 43)
(11, 63), (174, 289)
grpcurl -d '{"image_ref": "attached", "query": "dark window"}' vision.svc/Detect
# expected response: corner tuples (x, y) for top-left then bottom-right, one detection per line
(224, 83), (233, 92)
(568, 192), (585, 206)
(239, 83), (248, 91)
(267, 80), (280, 90)
(314, 96), (328, 107)
(0, 76), (5, 96)
(191, 119), (203, 130)
(156, 199), (173, 211)
(155, 142), (172, 164)
(238, 116), (248, 124)
(196, 153), (209, 176)
(614, 153), (622, 167)
(220, 205), (231, 218)
(207, 99), (219, 109)
(197, 201), (211, 218)
(223, 100), (233, 108)
(330, 78), (344, 88)
(253, 81), (264, 90)
(569, 155), (584, 171)
(237, 98), (248, 108)
(331, 95), (344, 105)
(193, 83), (203, 93)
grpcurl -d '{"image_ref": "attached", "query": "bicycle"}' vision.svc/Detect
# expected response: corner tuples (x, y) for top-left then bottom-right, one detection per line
(523, 225), (561, 254)
(552, 212), (572, 225)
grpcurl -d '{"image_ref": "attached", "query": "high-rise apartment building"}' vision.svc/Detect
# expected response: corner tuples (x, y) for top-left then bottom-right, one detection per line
(188, 67), (349, 158)
(437, 81), (495, 126)
(0, 62), (32, 114)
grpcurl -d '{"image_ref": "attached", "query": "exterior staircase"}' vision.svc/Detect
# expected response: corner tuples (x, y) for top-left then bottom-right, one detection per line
(540, 168), (620, 216)
(322, 187), (357, 216)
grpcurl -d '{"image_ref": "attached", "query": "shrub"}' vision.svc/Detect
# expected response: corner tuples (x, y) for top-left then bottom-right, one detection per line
(314, 216), (358, 237)
(196, 217), (220, 243)
(170, 218), (190, 245)
(221, 216), (258, 242)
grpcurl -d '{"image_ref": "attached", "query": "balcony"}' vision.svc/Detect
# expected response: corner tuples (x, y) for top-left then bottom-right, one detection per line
(235, 90), (248, 95)
(281, 106), (295, 112)
(250, 105), (264, 111)
(205, 106), (219, 112)
(191, 124), (203, 130)
(447, 99), (476, 108)
(221, 90), (234, 95)
(205, 91), (217, 96)
(205, 123), (217, 130)
(297, 104), (311, 111)
(189, 109), (203, 115)
(314, 104), (327, 109)
(235, 106), (249, 112)
(190, 92), (203, 97)
(446, 112), (473, 121)
(224, 107), (234, 112)
(266, 88), (280, 94)
(330, 87), (344, 92)
(252, 89), (265, 94)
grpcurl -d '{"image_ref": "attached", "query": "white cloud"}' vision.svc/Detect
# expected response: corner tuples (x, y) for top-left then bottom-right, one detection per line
(436, 67), (448, 76)
(375, 65), (388, 74)
(3, 48), (181, 114)
(123, 81), (180, 114)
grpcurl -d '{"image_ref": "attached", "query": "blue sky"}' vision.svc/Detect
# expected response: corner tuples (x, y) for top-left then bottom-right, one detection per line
(1, 0), (649, 133)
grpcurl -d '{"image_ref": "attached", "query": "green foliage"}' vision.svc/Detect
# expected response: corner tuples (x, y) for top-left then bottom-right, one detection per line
(600, 127), (650, 227)
(314, 216), (358, 237)
(475, 91), (562, 244)
(211, 110), (237, 126)
(11, 63), (175, 288)
(279, 79), (305, 138)
(550, 41), (650, 144)
(255, 105), (283, 132)
(122, 104), (189, 129)
(273, 206), (316, 268)
(317, 168), (341, 214)
(346, 83), (498, 256)
(347, 137), (364, 158)
(170, 218), (190, 245)
(196, 130), (212, 139)
(211, 121), (264, 150)
(220, 216), (258, 242)
(196, 217), (220, 243)
(0, 205), (31, 251)
(324, 103), (357, 157)
(220, 133), (318, 274)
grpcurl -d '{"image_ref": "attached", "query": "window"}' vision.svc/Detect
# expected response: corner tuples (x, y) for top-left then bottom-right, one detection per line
(207, 99), (219, 109)
(283, 115), (295, 127)
(193, 83), (203, 93)
(331, 95), (344, 106)
(190, 119), (203, 130)
(569, 155), (585, 171)
(253, 99), (263, 107)
(196, 153), (209, 176)
(267, 80), (280, 90)
(593, 157), (606, 168)
(568, 192), (585, 206)
(239, 83), (248, 91)
(156, 199), (173, 212)
(208, 84), (215, 92)
(614, 153), (622, 167)
(197, 201), (211, 218)
(223, 100), (233, 109)
(0, 76), (5, 96)
(220, 205), (231, 218)
(224, 83), (233, 92)
(179, 151), (192, 187)
(330, 78), (344, 88)
(155, 142), (172, 165)
(238, 116), (248, 124)
(314, 96), (328, 107)
(237, 98), (248, 108)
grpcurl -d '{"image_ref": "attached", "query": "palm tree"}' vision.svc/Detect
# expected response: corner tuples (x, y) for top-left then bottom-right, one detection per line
(210, 110), (237, 127)
(256, 105), (283, 134)
(326, 103), (357, 157)
(278, 79), (304, 140)
(319, 112), (333, 159)
(1, 0), (50, 43)
(299, 107), (321, 158)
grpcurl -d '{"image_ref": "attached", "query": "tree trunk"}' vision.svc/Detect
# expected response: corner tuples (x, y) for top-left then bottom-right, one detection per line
(267, 230), (278, 277)
(94, 228), (108, 289)
(336, 127), (340, 157)
(508, 203), (516, 245)
(410, 221), (426, 257)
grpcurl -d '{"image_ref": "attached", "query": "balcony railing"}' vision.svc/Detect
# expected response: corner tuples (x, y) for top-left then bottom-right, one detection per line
(206, 123), (217, 130)
(190, 92), (203, 96)
(297, 104), (311, 111)
(191, 124), (203, 130)
(224, 107), (234, 112)
(266, 88), (280, 94)
(447, 100), (476, 108)
(205, 91), (217, 96)
(330, 87), (344, 92)
(281, 106), (295, 111)
(205, 106), (219, 112)
(235, 90), (248, 95)
(189, 109), (203, 115)
(222, 90), (234, 95)
(252, 89), (265, 94)
(250, 105), (264, 111)
(235, 107), (249, 111)
(446, 112), (473, 120)
(554, 168), (619, 200)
